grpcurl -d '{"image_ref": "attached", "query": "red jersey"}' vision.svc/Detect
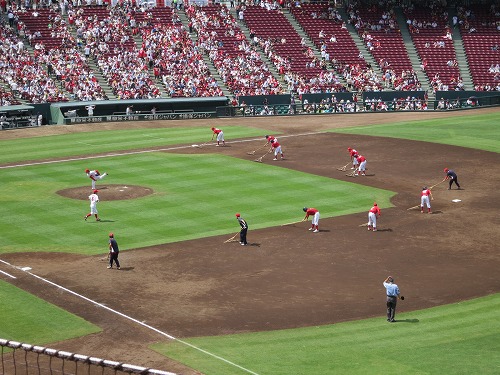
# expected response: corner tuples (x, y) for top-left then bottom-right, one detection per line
(421, 189), (431, 197)
(212, 128), (222, 135)
(369, 205), (381, 215)
(271, 141), (280, 148)
(305, 208), (318, 218)
(357, 155), (366, 162)
(349, 148), (358, 158)
(266, 136), (277, 143)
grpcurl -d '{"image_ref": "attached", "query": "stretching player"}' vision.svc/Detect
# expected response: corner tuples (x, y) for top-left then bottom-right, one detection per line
(85, 169), (108, 189)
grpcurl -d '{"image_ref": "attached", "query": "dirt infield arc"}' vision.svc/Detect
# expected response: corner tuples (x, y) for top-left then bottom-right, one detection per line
(1, 109), (500, 374)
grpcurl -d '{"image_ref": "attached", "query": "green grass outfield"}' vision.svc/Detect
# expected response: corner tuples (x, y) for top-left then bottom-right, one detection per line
(330, 112), (500, 153)
(0, 280), (100, 345)
(153, 293), (500, 375)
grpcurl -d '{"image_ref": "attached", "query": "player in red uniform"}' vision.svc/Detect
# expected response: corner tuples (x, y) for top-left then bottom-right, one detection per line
(356, 155), (367, 176)
(420, 186), (433, 213)
(367, 202), (381, 231)
(303, 207), (320, 232)
(270, 138), (285, 160)
(347, 147), (359, 169)
(265, 135), (278, 145)
(211, 127), (225, 146)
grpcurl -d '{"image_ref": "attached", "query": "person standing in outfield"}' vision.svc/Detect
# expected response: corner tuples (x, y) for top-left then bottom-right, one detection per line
(383, 276), (401, 322)
(443, 168), (462, 190)
(84, 189), (100, 221)
(85, 169), (108, 190)
(367, 202), (381, 231)
(356, 154), (367, 176)
(348, 147), (359, 169)
(303, 207), (320, 232)
(420, 186), (433, 213)
(108, 233), (121, 269)
(211, 127), (225, 146)
(236, 213), (248, 245)
(270, 138), (285, 160)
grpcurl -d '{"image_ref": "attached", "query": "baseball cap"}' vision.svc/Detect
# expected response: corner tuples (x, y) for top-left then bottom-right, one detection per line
(444, 168), (449, 172)
(85, 169), (90, 173)
(373, 202), (377, 206)
(93, 189), (99, 193)
(109, 233), (114, 238)
(235, 213), (240, 217)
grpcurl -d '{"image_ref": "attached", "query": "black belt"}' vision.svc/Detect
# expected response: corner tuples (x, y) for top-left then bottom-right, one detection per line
(387, 295), (397, 298)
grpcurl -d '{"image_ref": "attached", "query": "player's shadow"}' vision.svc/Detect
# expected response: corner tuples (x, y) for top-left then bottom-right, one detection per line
(377, 228), (393, 232)
(430, 210), (443, 214)
(395, 318), (419, 323)
(315, 229), (331, 233)
(248, 243), (261, 247)
(117, 267), (134, 271)
(97, 219), (115, 223)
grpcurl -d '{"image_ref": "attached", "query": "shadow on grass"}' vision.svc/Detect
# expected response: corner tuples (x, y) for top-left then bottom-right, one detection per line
(396, 318), (419, 323)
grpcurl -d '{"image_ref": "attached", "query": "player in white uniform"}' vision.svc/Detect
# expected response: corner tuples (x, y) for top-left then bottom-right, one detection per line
(84, 190), (100, 221)
(420, 186), (433, 214)
(85, 169), (108, 189)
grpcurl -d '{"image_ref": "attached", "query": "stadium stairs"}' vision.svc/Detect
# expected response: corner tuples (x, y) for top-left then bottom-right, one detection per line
(179, 7), (232, 97)
(338, 7), (386, 87)
(447, 7), (474, 90)
(230, 7), (289, 94)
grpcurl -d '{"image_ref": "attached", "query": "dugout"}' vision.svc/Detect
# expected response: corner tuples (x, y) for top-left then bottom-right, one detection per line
(434, 91), (500, 109)
(50, 97), (229, 124)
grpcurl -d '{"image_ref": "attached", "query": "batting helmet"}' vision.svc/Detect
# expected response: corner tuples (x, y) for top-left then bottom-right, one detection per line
(444, 168), (449, 172)
(303, 207), (308, 212)
(85, 169), (90, 173)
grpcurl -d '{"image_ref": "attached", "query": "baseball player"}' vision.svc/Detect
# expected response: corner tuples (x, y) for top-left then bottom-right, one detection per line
(420, 186), (433, 213)
(85, 169), (108, 189)
(85, 105), (95, 117)
(211, 127), (225, 146)
(235, 213), (248, 245)
(367, 202), (381, 231)
(84, 189), (100, 221)
(270, 138), (285, 161)
(303, 207), (320, 232)
(108, 233), (121, 269)
(348, 147), (359, 169)
(356, 154), (367, 176)
(443, 168), (461, 190)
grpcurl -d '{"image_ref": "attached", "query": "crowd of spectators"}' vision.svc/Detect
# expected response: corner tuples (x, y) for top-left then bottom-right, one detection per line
(187, 3), (282, 97)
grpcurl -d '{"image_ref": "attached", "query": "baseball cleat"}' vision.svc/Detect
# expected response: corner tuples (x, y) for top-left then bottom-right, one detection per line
(313, 229), (319, 233)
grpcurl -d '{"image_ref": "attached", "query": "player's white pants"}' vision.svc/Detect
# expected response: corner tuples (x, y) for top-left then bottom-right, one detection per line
(90, 205), (98, 215)
(368, 212), (377, 228)
(421, 195), (431, 208)
(274, 145), (282, 156)
(217, 132), (224, 142)
(359, 160), (367, 172)
(312, 212), (320, 226)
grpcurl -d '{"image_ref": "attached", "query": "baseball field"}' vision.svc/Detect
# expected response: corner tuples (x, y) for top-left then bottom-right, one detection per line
(1, 107), (499, 374)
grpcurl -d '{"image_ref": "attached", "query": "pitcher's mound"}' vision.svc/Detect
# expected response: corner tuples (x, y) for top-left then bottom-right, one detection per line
(57, 185), (154, 201)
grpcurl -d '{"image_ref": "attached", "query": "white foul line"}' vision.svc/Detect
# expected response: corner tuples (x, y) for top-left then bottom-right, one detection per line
(0, 259), (260, 375)
(0, 132), (325, 170)
(0, 269), (16, 279)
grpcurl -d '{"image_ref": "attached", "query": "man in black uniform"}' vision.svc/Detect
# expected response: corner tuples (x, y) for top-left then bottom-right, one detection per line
(108, 233), (121, 269)
(443, 168), (462, 190)
(236, 213), (248, 246)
